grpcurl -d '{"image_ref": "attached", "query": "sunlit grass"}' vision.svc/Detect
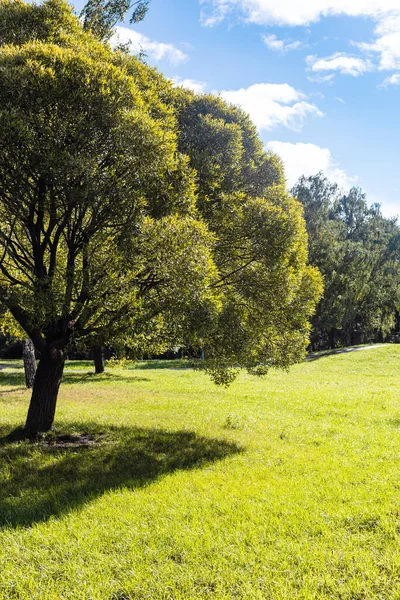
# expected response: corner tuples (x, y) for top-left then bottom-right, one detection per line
(1, 345), (400, 599)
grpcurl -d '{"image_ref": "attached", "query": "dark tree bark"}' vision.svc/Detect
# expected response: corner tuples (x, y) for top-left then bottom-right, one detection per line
(24, 347), (65, 437)
(94, 345), (105, 374)
(328, 328), (336, 350)
(22, 338), (36, 389)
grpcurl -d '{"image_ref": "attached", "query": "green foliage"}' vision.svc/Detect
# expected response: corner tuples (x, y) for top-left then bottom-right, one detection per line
(292, 173), (400, 348)
(105, 355), (128, 368)
(200, 189), (322, 383)
(169, 89), (285, 218)
(0, 0), (87, 47)
(161, 88), (322, 382)
(0, 9), (217, 358)
(0, 307), (24, 338)
(0, 0), (150, 47)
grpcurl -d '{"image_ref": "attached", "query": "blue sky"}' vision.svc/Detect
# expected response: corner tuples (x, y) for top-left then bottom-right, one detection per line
(73, 0), (400, 217)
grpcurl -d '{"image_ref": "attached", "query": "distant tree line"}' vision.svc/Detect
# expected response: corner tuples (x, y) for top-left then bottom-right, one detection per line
(293, 173), (400, 350)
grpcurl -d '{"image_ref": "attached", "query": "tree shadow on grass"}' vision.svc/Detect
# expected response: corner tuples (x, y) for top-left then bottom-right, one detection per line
(0, 371), (25, 387)
(129, 359), (192, 370)
(0, 370), (150, 388)
(0, 362), (24, 370)
(0, 386), (27, 397)
(0, 423), (241, 530)
(62, 372), (151, 385)
(305, 346), (374, 362)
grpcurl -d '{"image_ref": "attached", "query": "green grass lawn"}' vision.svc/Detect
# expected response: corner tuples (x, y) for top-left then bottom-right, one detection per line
(1, 345), (400, 599)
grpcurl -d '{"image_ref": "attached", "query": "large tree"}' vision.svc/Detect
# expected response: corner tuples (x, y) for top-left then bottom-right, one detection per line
(0, 0), (322, 434)
(0, 0), (218, 436)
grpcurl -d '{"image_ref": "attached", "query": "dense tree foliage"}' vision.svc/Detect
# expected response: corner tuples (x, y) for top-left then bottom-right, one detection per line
(292, 174), (400, 349)
(168, 89), (322, 381)
(0, 0), (322, 435)
(125, 64), (322, 380)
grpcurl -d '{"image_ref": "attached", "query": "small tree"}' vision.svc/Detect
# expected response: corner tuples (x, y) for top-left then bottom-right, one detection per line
(164, 87), (323, 382)
(0, 305), (36, 388)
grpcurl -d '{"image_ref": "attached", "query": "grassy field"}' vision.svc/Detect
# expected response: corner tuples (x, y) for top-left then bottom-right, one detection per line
(1, 345), (400, 599)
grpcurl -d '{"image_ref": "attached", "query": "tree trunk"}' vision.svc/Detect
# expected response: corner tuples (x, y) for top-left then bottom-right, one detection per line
(22, 338), (36, 389)
(24, 347), (65, 437)
(94, 345), (104, 374)
(329, 328), (336, 350)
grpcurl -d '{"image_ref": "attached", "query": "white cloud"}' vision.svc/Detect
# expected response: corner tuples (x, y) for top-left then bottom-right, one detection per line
(218, 83), (323, 131)
(307, 52), (372, 76)
(307, 73), (336, 84)
(356, 16), (400, 71)
(201, 1), (400, 28)
(266, 141), (357, 189)
(262, 34), (302, 53)
(200, 0), (231, 26)
(381, 73), (400, 86)
(169, 79), (322, 132)
(171, 77), (207, 93)
(111, 26), (188, 65)
(201, 1), (400, 79)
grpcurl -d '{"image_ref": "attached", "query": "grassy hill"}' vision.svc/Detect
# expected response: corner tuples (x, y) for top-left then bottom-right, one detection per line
(1, 345), (400, 599)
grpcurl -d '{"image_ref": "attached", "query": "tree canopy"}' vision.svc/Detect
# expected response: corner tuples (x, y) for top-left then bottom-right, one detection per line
(167, 86), (322, 380)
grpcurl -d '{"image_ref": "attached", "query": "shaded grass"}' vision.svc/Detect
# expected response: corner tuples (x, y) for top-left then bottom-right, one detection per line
(62, 359), (191, 371)
(1, 345), (400, 598)
(305, 344), (385, 361)
(0, 424), (240, 529)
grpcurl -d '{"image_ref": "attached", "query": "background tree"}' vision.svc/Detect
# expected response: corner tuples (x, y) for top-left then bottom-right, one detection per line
(22, 339), (36, 388)
(81, 0), (149, 41)
(93, 345), (105, 374)
(0, 306), (36, 388)
(293, 173), (400, 349)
